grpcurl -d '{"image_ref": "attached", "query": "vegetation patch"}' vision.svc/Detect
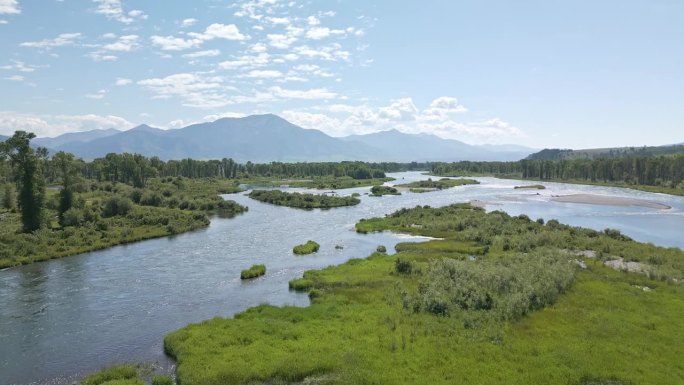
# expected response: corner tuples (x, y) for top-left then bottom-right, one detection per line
(249, 190), (360, 209)
(396, 177), (479, 190)
(240, 264), (266, 279)
(370, 185), (400, 196)
(514, 184), (546, 190)
(293, 240), (320, 255)
(80, 365), (143, 385)
(166, 203), (684, 385)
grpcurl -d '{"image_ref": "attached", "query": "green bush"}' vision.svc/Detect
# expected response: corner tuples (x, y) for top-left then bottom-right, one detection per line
(376, 245), (387, 253)
(102, 196), (133, 218)
(81, 365), (138, 385)
(240, 264), (266, 279)
(293, 240), (320, 255)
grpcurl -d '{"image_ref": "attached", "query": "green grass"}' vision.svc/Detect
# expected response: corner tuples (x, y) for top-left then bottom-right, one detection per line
(0, 178), (248, 269)
(396, 178), (479, 191)
(370, 185), (401, 196)
(240, 264), (266, 279)
(514, 184), (546, 190)
(81, 365), (143, 385)
(165, 204), (684, 384)
(249, 190), (360, 209)
(293, 240), (320, 255)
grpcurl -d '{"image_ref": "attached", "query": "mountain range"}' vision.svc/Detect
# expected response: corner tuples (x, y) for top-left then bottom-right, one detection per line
(3, 114), (535, 162)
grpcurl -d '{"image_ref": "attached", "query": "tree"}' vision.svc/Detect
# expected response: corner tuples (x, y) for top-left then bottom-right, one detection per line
(2, 183), (16, 210)
(53, 151), (80, 225)
(1, 131), (46, 232)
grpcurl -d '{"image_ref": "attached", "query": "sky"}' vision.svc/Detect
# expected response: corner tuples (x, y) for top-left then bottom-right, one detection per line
(0, 0), (682, 149)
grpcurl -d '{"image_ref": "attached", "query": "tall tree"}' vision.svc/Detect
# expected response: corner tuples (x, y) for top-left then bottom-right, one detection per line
(53, 151), (80, 224)
(1, 131), (46, 232)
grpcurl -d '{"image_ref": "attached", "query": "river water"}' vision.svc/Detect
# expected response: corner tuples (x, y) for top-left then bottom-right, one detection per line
(1, 172), (683, 384)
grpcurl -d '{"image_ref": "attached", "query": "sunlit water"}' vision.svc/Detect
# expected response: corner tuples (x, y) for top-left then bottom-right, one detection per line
(1, 172), (683, 384)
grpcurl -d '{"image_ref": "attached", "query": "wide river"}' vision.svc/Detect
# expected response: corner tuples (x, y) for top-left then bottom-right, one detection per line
(1, 172), (684, 385)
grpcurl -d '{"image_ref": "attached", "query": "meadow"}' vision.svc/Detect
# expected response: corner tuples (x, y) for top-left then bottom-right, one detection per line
(164, 203), (684, 385)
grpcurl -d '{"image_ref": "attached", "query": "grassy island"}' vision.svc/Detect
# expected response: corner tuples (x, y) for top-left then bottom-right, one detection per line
(514, 184), (546, 190)
(293, 240), (320, 255)
(240, 264), (266, 279)
(165, 203), (684, 385)
(397, 177), (479, 192)
(248, 190), (360, 209)
(370, 185), (400, 196)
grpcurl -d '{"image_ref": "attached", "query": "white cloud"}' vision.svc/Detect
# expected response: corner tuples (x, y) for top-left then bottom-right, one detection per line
(151, 35), (203, 51)
(152, 23), (247, 51)
(379, 98), (418, 121)
(85, 89), (107, 99)
(422, 96), (468, 120)
(181, 18), (197, 27)
(102, 35), (139, 51)
(93, 0), (147, 24)
(267, 33), (297, 49)
(268, 86), (337, 100)
(138, 72), (232, 109)
(183, 49), (221, 59)
(0, 0), (20, 14)
(199, 23), (247, 41)
(245, 69), (283, 78)
(87, 52), (118, 61)
(218, 52), (270, 70)
(20, 32), (81, 49)
(0, 60), (39, 73)
(115, 77), (132, 86)
(305, 27), (345, 40)
(3, 75), (24, 81)
(0, 111), (133, 137)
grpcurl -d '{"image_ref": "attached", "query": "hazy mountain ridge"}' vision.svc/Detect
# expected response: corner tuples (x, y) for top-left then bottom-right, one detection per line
(5, 114), (535, 162)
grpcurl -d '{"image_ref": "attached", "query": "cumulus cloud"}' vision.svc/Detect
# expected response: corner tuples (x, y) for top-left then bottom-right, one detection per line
(182, 49), (221, 59)
(93, 0), (147, 24)
(152, 23), (247, 51)
(138, 72), (232, 109)
(115, 77), (132, 86)
(181, 18), (197, 27)
(0, 111), (133, 137)
(3, 75), (24, 81)
(0, 0), (20, 14)
(20, 32), (81, 49)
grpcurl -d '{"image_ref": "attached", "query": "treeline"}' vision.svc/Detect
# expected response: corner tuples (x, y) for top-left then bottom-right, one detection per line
(431, 155), (684, 189)
(527, 145), (684, 161)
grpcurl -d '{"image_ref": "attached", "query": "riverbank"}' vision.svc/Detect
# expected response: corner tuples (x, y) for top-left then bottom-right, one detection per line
(164, 204), (684, 385)
(0, 178), (248, 269)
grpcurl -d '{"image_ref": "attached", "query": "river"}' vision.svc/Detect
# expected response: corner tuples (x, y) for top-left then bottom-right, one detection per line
(1, 172), (683, 384)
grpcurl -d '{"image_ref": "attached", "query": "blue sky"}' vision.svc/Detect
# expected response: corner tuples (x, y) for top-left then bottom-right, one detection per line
(0, 0), (682, 149)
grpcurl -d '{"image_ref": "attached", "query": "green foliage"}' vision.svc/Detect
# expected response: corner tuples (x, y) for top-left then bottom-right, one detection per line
(240, 264), (266, 279)
(249, 190), (360, 209)
(376, 245), (387, 253)
(397, 177), (479, 190)
(102, 196), (133, 217)
(514, 184), (546, 190)
(165, 204), (684, 385)
(1, 131), (46, 232)
(2, 183), (15, 210)
(151, 375), (174, 385)
(370, 185), (400, 196)
(293, 240), (320, 255)
(81, 365), (139, 385)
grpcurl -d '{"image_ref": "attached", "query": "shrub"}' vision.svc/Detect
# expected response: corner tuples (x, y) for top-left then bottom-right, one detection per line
(395, 258), (413, 274)
(61, 208), (85, 227)
(241, 264), (266, 279)
(140, 191), (164, 207)
(293, 240), (320, 255)
(102, 196), (133, 218)
(377, 245), (387, 253)
(81, 365), (138, 385)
